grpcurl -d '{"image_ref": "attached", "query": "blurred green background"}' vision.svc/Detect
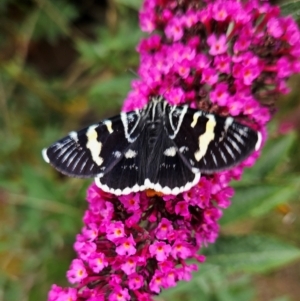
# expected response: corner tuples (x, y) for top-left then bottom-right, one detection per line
(0, 1), (300, 301)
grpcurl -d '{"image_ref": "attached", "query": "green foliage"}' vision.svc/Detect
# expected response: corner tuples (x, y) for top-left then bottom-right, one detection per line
(0, 0), (299, 301)
(281, 1), (300, 20)
(221, 132), (300, 225)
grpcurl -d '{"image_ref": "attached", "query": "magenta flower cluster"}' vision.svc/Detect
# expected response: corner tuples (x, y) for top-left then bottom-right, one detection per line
(48, 0), (300, 300)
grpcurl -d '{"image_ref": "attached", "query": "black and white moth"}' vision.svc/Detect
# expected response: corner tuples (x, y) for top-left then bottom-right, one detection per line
(42, 96), (262, 195)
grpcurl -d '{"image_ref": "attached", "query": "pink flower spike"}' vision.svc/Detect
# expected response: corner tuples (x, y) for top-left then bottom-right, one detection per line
(66, 259), (87, 284)
(149, 241), (171, 261)
(116, 234), (136, 256)
(207, 34), (228, 56)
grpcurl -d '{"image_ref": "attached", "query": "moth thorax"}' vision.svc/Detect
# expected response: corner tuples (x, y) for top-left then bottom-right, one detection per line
(147, 120), (161, 146)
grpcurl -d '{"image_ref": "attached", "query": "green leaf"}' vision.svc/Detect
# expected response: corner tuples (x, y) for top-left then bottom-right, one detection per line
(160, 264), (255, 301)
(88, 75), (132, 107)
(280, 1), (300, 20)
(115, 0), (141, 10)
(33, 0), (78, 42)
(242, 132), (296, 182)
(204, 235), (300, 273)
(221, 178), (300, 225)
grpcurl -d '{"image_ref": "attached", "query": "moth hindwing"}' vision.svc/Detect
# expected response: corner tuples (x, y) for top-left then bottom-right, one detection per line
(43, 96), (262, 195)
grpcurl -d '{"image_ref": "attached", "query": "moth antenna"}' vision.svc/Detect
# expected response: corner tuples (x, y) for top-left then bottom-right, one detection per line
(126, 68), (139, 78)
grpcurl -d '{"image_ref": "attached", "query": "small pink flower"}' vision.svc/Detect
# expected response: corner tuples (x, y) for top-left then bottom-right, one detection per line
(212, 2), (229, 21)
(162, 268), (177, 288)
(48, 285), (77, 301)
(214, 54), (231, 74)
(176, 59), (191, 78)
(177, 264), (198, 281)
(120, 257), (137, 275)
(267, 17), (283, 38)
(165, 86), (185, 105)
(207, 34), (228, 55)
(106, 221), (125, 242)
(149, 241), (171, 261)
(210, 82), (230, 106)
(175, 201), (190, 218)
(201, 68), (218, 85)
(171, 240), (192, 259)
(119, 193), (140, 212)
(66, 259), (87, 284)
(116, 235), (136, 256)
(155, 218), (174, 240)
(109, 287), (130, 301)
(165, 17), (184, 41)
(128, 273), (144, 290)
(149, 270), (163, 293)
(82, 223), (98, 241)
(88, 252), (108, 273)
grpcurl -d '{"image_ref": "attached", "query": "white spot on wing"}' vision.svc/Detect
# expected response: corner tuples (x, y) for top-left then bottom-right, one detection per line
(69, 131), (78, 143)
(113, 151), (122, 158)
(163, 146), (177, 157)
(42, 148), (50, 163)
(191, 111), (202, 128)
(86, 125), (103, 166)
(125, 149), (137, 159)
(255, 132), (262, 151)
(103, 120), (113, 133)
(224, 117), (233, 131)
(195, 115), (216, 161)
(179, 146), (188, 153)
